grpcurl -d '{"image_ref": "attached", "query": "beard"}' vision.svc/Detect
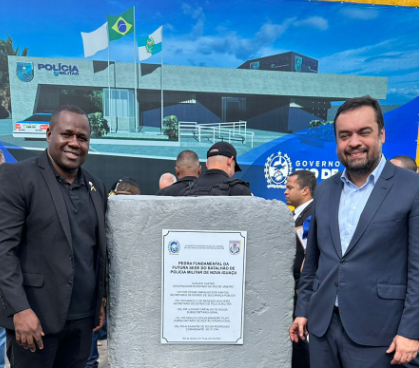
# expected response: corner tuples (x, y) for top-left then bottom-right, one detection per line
(338, 146), (382, 177)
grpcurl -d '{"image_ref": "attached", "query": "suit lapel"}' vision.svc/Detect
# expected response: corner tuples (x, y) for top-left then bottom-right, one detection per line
(344, 162), (394, 257)
(295, 201), (313, 226)
(38, 150), (73, 250)
(330, 175), (343, 258)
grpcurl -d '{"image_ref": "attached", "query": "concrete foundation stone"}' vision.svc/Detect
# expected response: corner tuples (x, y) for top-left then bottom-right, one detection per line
(107, 196), (296, 368)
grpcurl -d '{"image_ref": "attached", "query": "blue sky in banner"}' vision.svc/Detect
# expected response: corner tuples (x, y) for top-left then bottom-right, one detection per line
(2, 0), (418, 104)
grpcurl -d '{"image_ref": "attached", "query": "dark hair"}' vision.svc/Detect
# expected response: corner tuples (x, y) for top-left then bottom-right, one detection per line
(50, 105), (89, 131)
(289, 170), (317, 195)
(391, 155), (418, 172)
(111, 176), (141, 195)
(334, 96), (384, 135)
(176, 150), (199, 166)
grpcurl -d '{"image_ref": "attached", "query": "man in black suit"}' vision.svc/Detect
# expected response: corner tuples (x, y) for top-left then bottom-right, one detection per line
(0, 105), (107, 368)
(284, 170), (316, 368)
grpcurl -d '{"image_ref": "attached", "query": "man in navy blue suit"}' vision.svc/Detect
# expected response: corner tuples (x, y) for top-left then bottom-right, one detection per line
(289, 96), (419, 367)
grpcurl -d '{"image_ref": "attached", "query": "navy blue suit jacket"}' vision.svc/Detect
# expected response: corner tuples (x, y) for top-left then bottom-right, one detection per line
(296, 161), (419, 346)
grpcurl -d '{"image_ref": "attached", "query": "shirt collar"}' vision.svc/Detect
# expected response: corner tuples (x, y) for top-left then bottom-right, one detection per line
(340, 154), (386, 188)
(47, 153), (85, 186)
(294, 198), (313, 219)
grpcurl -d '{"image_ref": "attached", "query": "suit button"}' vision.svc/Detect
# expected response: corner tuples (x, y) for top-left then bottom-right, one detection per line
(340, 260), (346, 264)
(67, 281), (72, 287)
(335, 281), (338, 287)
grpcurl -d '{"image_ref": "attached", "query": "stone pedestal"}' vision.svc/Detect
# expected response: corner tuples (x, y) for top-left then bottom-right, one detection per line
(107, 196), (295, 368)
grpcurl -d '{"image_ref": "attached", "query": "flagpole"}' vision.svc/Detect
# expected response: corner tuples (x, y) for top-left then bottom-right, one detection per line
(133, 6), (139, 132)
(107, 24), (112, 133)
(160, 26), (164, 132)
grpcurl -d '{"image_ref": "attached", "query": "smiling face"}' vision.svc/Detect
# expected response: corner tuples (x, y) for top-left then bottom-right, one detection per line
(46, 110), (90, 181)
(335, 105), (385, 183)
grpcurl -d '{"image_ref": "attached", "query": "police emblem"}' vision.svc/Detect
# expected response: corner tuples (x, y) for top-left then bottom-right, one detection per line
(16, 62), (34, 82)
(264, 151), (293, 189)
(229, 241), (240, 255)
(168, 240), (180, 255)
(145, 36), (155, 54)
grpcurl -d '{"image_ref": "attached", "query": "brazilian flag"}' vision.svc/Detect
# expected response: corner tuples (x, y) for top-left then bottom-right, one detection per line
(107, 7), (135, 41)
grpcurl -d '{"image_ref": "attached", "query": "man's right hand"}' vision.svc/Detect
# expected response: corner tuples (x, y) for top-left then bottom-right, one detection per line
(289, 317), (308, 343)
(13, 309), (45, 352)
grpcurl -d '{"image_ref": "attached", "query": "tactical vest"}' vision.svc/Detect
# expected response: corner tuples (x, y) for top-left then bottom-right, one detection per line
(184, 178), (249, 196)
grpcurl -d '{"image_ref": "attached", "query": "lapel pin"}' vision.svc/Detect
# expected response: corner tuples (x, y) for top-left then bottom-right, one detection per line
(89, 181), (96, 192)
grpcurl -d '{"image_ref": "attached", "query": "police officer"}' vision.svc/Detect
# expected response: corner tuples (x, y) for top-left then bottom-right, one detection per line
(157, 150), (201, 196)
(185, 142), (251, 196)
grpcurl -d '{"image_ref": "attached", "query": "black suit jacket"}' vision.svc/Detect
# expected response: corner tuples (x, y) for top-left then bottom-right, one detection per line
(0, 150), (107, 334)
(293, 201), (314, 290)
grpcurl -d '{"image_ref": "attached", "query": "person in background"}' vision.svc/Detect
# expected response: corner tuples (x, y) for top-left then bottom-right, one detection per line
(157, 150), (201, 196)
(184, 142), (251, 196)
(110, 177), (141, 196)
(158, 172), (177, 191)
(390, 155), (417, 172)
(284, 170), (316, 368)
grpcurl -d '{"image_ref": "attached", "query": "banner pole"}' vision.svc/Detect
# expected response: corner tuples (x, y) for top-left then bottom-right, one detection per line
(160, 27), (164, 132)
(107, 25), (112, 133)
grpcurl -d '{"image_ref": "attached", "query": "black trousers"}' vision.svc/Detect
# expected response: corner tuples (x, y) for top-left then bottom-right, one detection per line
(6, 317), (93, 368)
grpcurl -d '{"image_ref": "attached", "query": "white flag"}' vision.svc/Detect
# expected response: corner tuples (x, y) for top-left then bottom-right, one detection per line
(138, 26), (163, 61)
(81, 22), (109, 58)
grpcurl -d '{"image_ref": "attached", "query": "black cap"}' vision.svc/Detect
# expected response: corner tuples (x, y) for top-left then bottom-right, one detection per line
(207, 142), (241, 172)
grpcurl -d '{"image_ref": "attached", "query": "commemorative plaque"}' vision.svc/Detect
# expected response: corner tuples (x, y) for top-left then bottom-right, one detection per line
(161, 230), (247, 344)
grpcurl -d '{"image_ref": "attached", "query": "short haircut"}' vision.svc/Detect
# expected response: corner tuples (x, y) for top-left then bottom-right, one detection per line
(114, 177), (141, 195)
(0, 149), (5, 165)
(50, 105), (89, 131)
(392, 155), (417, 172)
(334, 96), (384, 134)
(288, 170), (317, 195)
(176, 150), (200, 170)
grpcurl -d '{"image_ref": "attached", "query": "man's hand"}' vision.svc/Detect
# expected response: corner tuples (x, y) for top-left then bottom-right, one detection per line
(93, 300), (106, 332)
(13, 309), (44, 352)
(387, 335), (419, 365)
(289, 317), (308, 343)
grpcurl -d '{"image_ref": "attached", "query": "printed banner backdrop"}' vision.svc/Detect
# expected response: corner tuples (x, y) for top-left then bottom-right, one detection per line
(1, 0), (418, 197)
(237, 96), (419, 200)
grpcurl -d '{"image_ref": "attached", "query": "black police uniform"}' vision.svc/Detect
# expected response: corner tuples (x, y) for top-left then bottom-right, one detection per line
(156, 176), (197, 196)
(184, 169), (251, 196)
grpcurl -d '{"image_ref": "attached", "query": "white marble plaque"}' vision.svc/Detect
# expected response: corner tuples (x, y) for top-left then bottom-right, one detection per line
(161, 229), (247, 344)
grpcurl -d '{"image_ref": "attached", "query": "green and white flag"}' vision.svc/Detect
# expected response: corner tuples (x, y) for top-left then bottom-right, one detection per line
(107, 7), (135, 41)
(138, 26), (163, 61)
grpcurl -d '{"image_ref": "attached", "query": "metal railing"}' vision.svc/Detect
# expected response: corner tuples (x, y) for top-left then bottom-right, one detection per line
(179, 121), (254, 147)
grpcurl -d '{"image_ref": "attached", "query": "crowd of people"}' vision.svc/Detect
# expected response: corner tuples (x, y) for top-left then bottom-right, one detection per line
(0, 95), (418, 368)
